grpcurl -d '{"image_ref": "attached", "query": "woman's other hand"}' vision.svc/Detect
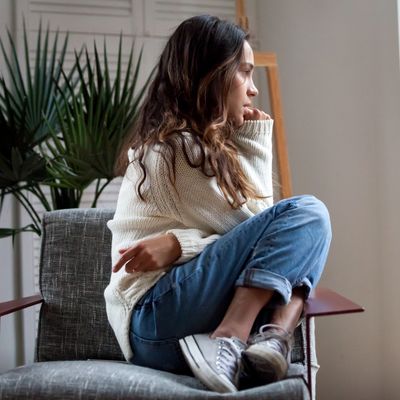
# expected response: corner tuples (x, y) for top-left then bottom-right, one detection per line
(112, 233), (182, 273)
(243, 107), (271, 121)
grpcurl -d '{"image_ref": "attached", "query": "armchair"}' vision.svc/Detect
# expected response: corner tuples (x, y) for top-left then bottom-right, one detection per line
(0, 208), (363, 400)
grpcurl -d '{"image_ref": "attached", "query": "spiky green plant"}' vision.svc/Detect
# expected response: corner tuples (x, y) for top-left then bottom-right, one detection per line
(0, 20), (73, 237)
(0, 22), (153, 238)
(44, 36), (154, 208)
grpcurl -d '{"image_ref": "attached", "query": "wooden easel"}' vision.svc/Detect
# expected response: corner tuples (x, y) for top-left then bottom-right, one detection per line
(236, 0), (292, 199)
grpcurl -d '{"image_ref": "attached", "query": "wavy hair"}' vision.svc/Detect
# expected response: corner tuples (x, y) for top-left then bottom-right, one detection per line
(116, 15), (264, 209)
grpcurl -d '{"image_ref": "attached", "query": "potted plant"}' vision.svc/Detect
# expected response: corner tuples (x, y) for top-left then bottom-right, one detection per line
(0, 21), (153, 238)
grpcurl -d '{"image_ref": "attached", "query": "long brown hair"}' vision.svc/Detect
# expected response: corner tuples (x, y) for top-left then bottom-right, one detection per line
(116, 15), (264, 209)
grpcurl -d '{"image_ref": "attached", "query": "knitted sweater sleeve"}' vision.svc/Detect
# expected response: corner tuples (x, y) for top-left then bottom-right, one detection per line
(166, 228), (221, 264)
(148, 119), (273, 263)
(232, 119), (274, 212)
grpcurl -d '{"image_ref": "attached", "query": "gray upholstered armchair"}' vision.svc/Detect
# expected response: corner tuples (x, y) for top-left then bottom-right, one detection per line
(0, 208), (363, 400)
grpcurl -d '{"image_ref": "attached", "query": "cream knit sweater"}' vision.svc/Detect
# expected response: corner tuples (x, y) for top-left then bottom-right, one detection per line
(104, 119), (274, 361)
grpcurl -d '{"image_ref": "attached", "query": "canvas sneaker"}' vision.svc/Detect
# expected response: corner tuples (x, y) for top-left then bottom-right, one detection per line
(242, 324), (292, 383)
(179, 334), (247, 393)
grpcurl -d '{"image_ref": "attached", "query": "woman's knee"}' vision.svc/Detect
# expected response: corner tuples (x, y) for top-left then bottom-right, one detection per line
(297, 195), (332, 240)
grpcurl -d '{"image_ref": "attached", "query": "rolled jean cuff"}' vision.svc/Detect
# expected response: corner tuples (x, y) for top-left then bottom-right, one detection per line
(293, 277), (313, 300)
(235, 268), (293, 305)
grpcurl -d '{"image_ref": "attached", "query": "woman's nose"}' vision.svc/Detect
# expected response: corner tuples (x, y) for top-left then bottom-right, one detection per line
(248, 81), (258, 97)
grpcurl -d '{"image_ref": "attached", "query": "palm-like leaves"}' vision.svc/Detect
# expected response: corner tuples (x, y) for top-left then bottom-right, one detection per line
(0, 23), (153, 237)
(45, 36), (153, 207)
(0, 20), (72, 236)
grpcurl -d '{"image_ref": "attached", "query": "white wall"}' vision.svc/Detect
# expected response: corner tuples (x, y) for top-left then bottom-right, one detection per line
(255, 0), (400, 399)
(380, 1), (400, 396)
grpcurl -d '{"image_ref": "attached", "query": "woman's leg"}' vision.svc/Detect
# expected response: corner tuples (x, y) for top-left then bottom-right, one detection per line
(211, 287), (274, 341)
(234, 287), (306, 386)
(211, 286), (305, 342)
(179, 196), (331, 392)
(269, 287), (306, 332)
(130, 195), (331, 382)
(211, 193), (331, 342)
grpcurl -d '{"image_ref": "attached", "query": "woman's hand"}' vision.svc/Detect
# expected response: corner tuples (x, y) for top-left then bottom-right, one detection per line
(112, 233), (182, 273)
(243, 107), (271, 121)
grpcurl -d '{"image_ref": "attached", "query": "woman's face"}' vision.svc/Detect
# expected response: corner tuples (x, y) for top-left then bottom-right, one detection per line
(226, 40), (258, 127)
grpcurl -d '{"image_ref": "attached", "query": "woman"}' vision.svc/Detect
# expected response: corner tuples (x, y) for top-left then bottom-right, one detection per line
(104, 15), (331, 393)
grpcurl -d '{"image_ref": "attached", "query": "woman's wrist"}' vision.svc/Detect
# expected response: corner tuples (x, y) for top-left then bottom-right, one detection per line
(166, 233), (182, 261)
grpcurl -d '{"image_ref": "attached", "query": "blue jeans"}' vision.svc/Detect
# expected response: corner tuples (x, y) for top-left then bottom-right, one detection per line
(129, 195), (332, 373)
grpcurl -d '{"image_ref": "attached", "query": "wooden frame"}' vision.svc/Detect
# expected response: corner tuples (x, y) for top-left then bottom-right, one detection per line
(254, 51), (293, 199)
(0, 294), (43, 317)
(236, 0), (249, 30)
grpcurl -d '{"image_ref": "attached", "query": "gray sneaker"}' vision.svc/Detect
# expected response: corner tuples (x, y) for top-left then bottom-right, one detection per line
(179, 334), (246, 393)
(242, 324), (292, 383)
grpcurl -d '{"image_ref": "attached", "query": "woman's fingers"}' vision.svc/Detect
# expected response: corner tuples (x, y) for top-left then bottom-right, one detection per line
(244, 107), (271, 121)
(124, 251), (151, 273)
(113, 234), (181, 273)
(124, 258), (140, 273)
(113, 246), (140, 272)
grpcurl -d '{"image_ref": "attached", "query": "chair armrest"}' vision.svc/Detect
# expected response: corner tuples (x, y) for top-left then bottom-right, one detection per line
(303, 287), (364, 400)
(0, 294), (43, 317)
(305, 287), (364, 317)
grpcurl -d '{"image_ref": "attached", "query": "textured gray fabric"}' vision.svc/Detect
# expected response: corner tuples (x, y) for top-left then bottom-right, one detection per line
(0, 360), (309, 400)
(36, 208), (124, 362)
(291, 324), (304, 363)
(0, 209), (315, 399)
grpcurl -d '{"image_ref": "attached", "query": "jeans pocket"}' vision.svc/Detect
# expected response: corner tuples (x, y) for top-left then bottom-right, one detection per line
(129, 331), (190, 374)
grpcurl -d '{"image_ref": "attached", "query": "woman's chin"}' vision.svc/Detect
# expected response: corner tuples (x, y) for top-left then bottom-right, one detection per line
(235, 116), (245, 127)
(227, 114), (244, 128)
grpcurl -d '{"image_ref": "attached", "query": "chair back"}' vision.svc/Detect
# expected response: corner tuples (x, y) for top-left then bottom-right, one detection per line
(36, 208), (124, 362)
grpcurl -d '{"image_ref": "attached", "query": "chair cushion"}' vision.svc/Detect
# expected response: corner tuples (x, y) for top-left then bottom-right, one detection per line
(0, 360), (309, 400)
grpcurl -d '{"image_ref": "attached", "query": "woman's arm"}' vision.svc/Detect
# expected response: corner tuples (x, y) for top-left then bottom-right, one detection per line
(231, 119), (274, 206)
(112, 229), (221, 273)
(109, 152), (224, 273)
(115, 118), (273, 273)
(112, 233), (181, 273)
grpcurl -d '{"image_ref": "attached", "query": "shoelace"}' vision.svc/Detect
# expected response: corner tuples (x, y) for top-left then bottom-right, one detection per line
(215, 338), (244, 381)
(249, 324), (292, 360)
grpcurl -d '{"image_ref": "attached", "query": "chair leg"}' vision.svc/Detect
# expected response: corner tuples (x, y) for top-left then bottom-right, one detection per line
(305, 316), (313, 399)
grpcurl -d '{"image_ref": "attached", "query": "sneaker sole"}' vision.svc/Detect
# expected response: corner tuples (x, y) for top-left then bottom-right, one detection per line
(243, 345), (288, 382)
(179, 336), (238, 393)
